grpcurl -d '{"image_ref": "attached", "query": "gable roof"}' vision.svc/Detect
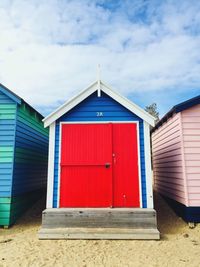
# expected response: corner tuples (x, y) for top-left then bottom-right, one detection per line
(43, 80), (155, 127)
(152, 94), (200, 132)
(0, 83), (22, 104)
(0, 83), (44, 120)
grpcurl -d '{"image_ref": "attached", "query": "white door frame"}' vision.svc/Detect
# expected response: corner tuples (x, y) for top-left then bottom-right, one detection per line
(56, 121), (143, 208)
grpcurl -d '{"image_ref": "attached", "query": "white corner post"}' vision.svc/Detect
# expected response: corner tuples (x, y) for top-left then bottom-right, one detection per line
(46, 122), (55, 208)
(144, 121), (154, 208)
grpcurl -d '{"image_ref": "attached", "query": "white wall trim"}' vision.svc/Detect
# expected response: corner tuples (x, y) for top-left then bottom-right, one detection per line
(57, 121), (62, 208)
(46, 122), (55, 208)
(136, 122), (142, 208)
(144, 121), (154, 208)
(43, 80), (155, 127)
(57, 121), (143, 208)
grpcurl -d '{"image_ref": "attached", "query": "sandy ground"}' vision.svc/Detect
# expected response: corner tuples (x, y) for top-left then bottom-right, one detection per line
(0, 193), (200, 267)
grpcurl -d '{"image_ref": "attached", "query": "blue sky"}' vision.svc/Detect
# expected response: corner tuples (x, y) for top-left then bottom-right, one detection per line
(0, 0), (200, 118)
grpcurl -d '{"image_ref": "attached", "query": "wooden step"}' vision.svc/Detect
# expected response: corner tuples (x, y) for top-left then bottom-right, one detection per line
(38, 227), (160, 240)
(41, 208), (157, 229)
(39, 208), (160, 240)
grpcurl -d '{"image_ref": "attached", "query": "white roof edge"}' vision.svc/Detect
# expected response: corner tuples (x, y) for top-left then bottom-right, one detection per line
(43, 79), (155, 127)
(100, 80), (155, 126)
(43, 80), (98, 127)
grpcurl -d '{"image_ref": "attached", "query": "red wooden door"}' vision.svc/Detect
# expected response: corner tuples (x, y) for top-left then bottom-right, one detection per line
(60, 123), (140, 208)
(112, 123), (140, 207)
(60, 124), (113, 207)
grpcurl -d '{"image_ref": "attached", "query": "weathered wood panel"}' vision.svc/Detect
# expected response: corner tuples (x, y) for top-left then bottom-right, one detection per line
(38, 227), (160, 240)
(39, 208), (160, 240)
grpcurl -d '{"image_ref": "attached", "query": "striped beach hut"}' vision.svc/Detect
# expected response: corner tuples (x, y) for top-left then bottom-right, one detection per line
(39, 79), (160, 240)
(0, 83), (48, 227)
(152, 95), (200, 224)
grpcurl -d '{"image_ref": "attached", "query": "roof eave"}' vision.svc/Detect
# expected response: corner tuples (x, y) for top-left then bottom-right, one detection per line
(0, 83), (21, 104)
(43, 80), (155, 128)
(43, 80), (98, 127)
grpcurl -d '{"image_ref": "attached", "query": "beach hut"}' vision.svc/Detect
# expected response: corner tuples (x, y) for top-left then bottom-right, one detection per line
(0, 83), (48, 227)
(39, 79), (160, 239)
(151, 95), (200, 225)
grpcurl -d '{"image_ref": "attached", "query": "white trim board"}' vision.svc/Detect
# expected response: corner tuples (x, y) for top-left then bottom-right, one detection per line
(144, 121), (153, 208)
(46, 122), (55, 208)
(43, 80), (155, 127)
(57, 121), (143, 208)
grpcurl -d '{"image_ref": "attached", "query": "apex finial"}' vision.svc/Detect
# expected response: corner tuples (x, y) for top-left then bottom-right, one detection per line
(97, 64), (101, 97)
(97, 64), (101, 81)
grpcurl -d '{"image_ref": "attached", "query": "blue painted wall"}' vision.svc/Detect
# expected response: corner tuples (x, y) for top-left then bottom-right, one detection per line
(0, 85), (49, 226)
(12, 103), (49, 196)
(53, 91), (147, 208)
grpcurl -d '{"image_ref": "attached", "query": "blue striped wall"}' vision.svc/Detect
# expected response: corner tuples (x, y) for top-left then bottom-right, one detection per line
(0, 90), (16, 197)
(0, 86), (49, 226)
(12, 103), (49, 196)
(53, 91), (147, 208)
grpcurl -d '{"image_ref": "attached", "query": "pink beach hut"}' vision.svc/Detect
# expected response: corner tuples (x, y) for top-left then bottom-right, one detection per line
(151, 95), (200, 224)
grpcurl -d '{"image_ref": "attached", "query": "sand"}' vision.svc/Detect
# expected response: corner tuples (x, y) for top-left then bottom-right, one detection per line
(0, 193), (200, 267)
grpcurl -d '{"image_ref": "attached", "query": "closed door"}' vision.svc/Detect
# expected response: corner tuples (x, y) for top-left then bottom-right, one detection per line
(60, 123), (140, 208)
(60, 123), (113, 207)
(112, 123), (140, 207)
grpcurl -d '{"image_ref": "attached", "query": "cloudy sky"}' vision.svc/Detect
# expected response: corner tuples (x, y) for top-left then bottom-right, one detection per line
(0, 0), (200, 117)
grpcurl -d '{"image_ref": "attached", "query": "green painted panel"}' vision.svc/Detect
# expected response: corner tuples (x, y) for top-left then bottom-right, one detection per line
(0, 114), (15, 120)
(18, 115), (49, 137)
(0, 190), (44, 226)
(0, 109), (16, 114)
(0, 147), (14, 163)
(0, 157), (13, 163)
(0, 218), (10, 226)
(0, 198), (11, 204)
(0, 211), (10, 217)
(18, 104), (48, 136)
(0, 147), (14, 153)
(0, 104), (16, 110)
(0, 198), (11, 226)
(0, 103), (16, 124)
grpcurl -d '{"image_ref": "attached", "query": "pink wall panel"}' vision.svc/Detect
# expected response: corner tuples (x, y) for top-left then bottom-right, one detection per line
(153, 104), (200, 207)
(181, 104), (200, 206)
(152, 113), (187, 205)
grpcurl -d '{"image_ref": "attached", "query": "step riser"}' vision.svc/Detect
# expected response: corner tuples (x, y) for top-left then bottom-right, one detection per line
(41, 208), (157, 229)
(39, 233), (160, 240)
(38, 227), (160, 240)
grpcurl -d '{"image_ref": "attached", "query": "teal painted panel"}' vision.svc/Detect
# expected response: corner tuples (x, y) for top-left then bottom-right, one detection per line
(0, 97), (16, 198)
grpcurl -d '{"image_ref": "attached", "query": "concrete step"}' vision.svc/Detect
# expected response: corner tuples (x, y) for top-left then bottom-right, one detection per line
(41, 208), (158, 229)
(38, 227), (160, 240)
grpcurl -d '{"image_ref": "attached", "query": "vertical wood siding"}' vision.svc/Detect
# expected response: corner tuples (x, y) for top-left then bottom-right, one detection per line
(152, 113), (187, 205)
(181, 104), (200, 206)
(53, 92), (147, 208)
(0, 90), (16, 225)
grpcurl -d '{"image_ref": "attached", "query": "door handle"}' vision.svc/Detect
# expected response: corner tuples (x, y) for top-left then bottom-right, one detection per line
(105, 163), (110, 168)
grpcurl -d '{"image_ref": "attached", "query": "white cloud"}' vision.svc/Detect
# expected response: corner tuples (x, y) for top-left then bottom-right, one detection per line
(0, 0), (200, 115)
